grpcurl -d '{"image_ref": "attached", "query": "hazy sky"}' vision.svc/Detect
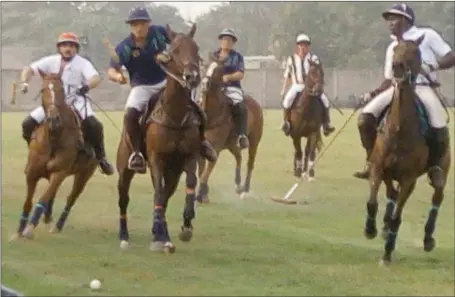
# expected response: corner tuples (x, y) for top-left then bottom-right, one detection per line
(154, 2), (227, 21)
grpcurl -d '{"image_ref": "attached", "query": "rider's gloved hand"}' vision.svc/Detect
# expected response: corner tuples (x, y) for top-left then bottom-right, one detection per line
(19, 82), (29, 94)
(76, 84), (90, 96)
(156, 51), (171, 64)
(360, 92), (372, 104)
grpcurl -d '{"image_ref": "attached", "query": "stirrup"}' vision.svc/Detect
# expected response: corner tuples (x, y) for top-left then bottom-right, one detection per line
(127, 152), (146, 171)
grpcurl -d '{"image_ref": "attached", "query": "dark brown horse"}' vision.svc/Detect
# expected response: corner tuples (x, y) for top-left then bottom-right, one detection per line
(11, 70), (98, 241)
(116, 24), (204, 253)
(363, 35), (451, 265)
(288, 58), (324, 180)
(196, 55), (264, 202)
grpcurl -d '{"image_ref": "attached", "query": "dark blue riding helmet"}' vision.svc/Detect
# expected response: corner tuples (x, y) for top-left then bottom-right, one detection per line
(382, 3), (415, 25)
(125, 6), (151, 24)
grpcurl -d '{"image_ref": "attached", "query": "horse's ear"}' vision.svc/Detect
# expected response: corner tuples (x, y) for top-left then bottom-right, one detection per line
(165, 24), (177, 41)
(187, 23), (197, 39)
(415, 34), (425, 46)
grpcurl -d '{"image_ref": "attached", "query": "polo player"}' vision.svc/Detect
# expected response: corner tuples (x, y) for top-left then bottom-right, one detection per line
(107, 6), (217, 173)
(19, 32), (114, 175)
(355, 3), (455, 188)
(203, 28), (249, 149)
(281, 33), (335, 137)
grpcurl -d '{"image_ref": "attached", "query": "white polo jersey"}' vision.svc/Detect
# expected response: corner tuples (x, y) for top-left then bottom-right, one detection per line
(283, 52), (321, 84)
(29, 54), (99, 100)
(383, 26), (452, 84)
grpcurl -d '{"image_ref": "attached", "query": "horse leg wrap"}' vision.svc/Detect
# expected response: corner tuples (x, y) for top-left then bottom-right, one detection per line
(29, 202), (48, 226)
(152, 211), (170, 242)
(183, 193), (196, 227)
(424, 204), (439, 238)
(22, 116), (38, 144)
(18, 212), (29, 233)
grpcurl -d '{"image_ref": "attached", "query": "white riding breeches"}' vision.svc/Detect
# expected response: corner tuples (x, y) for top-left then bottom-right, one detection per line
(224, 86), (244, 105)
(362, 85), (447, 128)
(282, 84), (330, 109)
(125, 80), (167, 112)
(30, 94), (94, 123)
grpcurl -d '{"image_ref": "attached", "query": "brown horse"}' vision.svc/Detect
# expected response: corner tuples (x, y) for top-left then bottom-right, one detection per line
(288, 58), (324, 180)
(11, 70), (98, 240)
(196, 55), (264, 202)
(363, 35), (451, 265)
(116, 24), (204, 253)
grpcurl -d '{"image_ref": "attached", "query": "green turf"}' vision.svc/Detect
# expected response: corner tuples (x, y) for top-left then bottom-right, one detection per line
(2, 110), (454, 296)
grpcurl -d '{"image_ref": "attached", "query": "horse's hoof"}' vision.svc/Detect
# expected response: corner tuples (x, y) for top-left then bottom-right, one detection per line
(196, 195), (203, 203)
(49, 226), (61, 234)
(178, 227), (193, 242)
(43, 216), (53, 224)
(164, 242), (176, 254)
(120, 240), (129, 250)
(22, 225), (35, 240)
(150, 241), (165, 252)
(235, 185), (243, 195)
(9, 233), (22, 242)
(364, 228), (377, 239)
(379, 258), (391, 267)
(423, 237), (436, 252)
(197, 196), (210, 204)
(240, 192), (249, 199)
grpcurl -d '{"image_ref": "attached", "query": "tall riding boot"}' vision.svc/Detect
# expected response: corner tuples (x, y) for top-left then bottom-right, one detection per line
(124, 108), (146, 173)
(353, 113), (377, 179)
(322, 106), (335, 136)
(190, 100), (218, 162)
(281, 108), (291, 136)
(82, 117), (114, 175)
(232, 102), (249, 149)
(427, 127), (449, 188)
(21, 116), (39, 145)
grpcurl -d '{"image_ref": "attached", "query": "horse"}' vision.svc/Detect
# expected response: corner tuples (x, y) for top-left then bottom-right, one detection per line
(116, 24), (204, 253)
(287, 58), (325, 180)
(196, 55), (264, 203)
(11, 69), (98, 240)
(363, 35), (451, 265)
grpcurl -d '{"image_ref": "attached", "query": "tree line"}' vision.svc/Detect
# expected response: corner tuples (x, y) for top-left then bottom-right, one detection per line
(2, 1), (453, 69)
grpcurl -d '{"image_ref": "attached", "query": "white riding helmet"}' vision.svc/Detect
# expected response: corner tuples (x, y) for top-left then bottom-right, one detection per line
(296, 33), (311, 44)
(218, 28), (238, 42)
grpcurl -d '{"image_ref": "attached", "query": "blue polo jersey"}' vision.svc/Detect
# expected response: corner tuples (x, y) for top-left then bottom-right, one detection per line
(212, 49), (245, 88)
(109, 25), (170, 87)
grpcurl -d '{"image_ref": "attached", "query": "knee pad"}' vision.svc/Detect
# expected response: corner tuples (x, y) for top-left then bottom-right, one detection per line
(22, 116), (38, 132)
(357, 113), (376, 129)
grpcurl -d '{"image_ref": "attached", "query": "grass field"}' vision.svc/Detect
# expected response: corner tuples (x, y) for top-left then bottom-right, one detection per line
(1, 110), (454, 296)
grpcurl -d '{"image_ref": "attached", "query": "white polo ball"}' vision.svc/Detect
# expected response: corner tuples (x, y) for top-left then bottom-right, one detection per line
(90, 279), (101, 290)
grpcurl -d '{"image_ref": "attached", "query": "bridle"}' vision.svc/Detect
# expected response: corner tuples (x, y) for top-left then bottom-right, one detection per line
(158, 34), (202, 90)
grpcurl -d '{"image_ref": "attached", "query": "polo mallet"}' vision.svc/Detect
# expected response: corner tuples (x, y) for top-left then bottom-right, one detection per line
(331, 96), (344, 115)
(10, 82), (17, 105)
(271, 104), (360, 205)
(103, 37), (120, 64)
